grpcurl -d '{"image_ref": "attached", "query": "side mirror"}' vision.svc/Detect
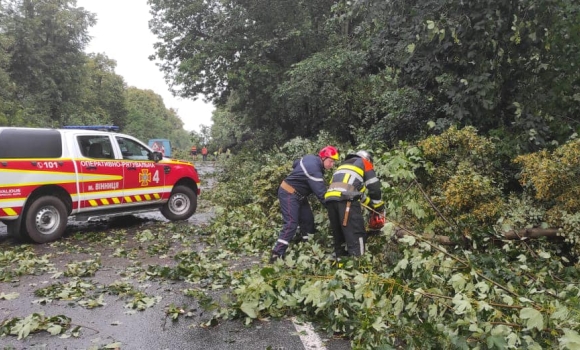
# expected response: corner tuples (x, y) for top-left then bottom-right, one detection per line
(150, 151), (163, 162)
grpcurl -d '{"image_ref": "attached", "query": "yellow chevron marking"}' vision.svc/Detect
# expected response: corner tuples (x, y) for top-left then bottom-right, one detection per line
(112, 198), (121, 204)
(3, 208), (17, 216)
(124, 197), (133, 203)
(89, 200), (98, 207)
(144, 194), (152, 200)
(134, 195), (143, 202)
(101, 198), (110, 205)
(154, 193), (161, 199)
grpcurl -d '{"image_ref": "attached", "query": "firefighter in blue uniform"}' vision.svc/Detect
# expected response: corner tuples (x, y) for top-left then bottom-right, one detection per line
(325, 150), (384, 258)
(270, 146), (340, 262)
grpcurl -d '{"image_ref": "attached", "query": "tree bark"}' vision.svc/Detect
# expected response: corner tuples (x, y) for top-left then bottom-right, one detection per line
(503, 228), (560, 240)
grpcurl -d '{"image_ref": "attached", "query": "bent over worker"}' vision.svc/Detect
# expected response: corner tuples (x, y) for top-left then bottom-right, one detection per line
(270, 146), (339, 262)
(325, 150), (384, 258)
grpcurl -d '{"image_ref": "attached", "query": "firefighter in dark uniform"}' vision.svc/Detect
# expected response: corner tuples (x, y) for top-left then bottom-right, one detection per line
(270, 146), (340, 262)
(325, 150), (384, 257)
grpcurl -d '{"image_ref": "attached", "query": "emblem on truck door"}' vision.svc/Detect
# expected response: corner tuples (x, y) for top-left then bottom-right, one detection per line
(139, 169), (151, 186)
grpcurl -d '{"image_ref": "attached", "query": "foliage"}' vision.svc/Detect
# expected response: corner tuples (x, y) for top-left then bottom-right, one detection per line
(514, 138), (580, 255)
(0, 1), (193, 147)
(3, 135), (580, 348)
(150, 0), (580, 159)
(349, 0), (580, 151)
(123, 87), (192, 149)
(70, 53), (128, 127)
(0, 245), (55, 281)
(1, 0), (95, 126)
(0, 312), (72, 339)
(149, 0), (338, 147)
(197, 131), (580, 349)
(416, 126), (505, 240)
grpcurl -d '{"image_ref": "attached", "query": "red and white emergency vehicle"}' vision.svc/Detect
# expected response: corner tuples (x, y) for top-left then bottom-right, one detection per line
(0, 126), (201, 243)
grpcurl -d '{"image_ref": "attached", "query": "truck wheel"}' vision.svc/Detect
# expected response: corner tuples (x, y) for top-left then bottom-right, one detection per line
(161, 185), (197, 221)
(24, 196), (68, 243)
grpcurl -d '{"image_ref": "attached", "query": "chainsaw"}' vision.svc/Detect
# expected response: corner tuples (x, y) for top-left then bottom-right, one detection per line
(368, 211), (386, 231)
(362, 203), (386, 234)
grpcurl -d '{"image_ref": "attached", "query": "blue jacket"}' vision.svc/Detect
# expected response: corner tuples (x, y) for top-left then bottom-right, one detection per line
(284, 154), (327, 203)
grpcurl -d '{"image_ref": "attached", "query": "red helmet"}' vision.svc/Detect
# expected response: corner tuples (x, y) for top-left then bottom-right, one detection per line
(319, 146), (339, 160)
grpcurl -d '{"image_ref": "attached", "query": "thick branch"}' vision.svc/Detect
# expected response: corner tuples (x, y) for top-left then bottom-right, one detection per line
(503, 228), (560, 240)
(393, 227), (561, 245)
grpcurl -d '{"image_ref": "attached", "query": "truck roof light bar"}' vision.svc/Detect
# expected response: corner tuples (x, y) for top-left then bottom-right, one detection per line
(62, 125), (120, 132)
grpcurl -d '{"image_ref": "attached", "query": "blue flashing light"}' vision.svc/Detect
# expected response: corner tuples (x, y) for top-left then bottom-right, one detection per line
(62, 125), (120, 132)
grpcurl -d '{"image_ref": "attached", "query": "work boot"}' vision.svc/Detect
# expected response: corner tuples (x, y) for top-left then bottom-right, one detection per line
(269, 252), (282, 263)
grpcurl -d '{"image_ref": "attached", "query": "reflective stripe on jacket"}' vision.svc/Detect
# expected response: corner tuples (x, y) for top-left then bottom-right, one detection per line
(283, 154), (327, 204)
(325, 156), (383, 208)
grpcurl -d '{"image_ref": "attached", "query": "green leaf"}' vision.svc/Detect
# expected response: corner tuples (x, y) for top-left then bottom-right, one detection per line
(260, 267), (275, 277)
(105, 342), (123, 349)
(486, 335), (507, 349)
(559, 329), (580, 349)
(452, 294), (472, 315)
(371, 317), (387, 331)
(240, 300), (258, 318)
(551, 304), (569, 321)
(47, 324), (62, 335)
(391, 295), (404, 316)
(448, 273), (467, 291)
(0, 292), (19, 300)
(520, 307), (544, 331)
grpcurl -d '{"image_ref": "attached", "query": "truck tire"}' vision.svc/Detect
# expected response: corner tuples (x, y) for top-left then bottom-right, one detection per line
(24, 196), (68, 243)
(160, 185), (197, 221)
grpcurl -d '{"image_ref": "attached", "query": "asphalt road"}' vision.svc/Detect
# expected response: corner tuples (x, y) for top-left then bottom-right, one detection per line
(0, 162), (351, 350)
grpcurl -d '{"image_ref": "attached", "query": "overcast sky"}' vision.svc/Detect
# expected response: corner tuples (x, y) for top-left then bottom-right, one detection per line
(76, 0), (214, 132)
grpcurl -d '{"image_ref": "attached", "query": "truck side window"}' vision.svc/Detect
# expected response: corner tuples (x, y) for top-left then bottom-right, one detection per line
(116, 136), (150, 160)
(77, 135), (114, 159)
(0, 129), (61, 158)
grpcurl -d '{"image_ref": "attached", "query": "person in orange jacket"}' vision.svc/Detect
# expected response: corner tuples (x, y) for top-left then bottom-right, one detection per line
(190, 145), (197, 160)
(201, 146), (208, 161)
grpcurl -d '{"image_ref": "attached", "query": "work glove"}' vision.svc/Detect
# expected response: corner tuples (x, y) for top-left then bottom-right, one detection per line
(373, 201), (385, 212)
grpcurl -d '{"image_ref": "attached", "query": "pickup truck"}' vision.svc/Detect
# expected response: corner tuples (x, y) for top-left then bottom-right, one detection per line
(0, 127), (201, 243)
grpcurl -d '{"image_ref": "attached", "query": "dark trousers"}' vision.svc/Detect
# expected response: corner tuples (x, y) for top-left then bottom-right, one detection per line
(272, 187), (314, 256)
(326, 201), (367, 256)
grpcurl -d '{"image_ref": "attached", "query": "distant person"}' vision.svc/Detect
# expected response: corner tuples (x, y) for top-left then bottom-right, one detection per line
(226, 148), (231, 159)
(201, 146), (208, 161)
(269, 146), (339, 263)
(190, 145), (197, 160)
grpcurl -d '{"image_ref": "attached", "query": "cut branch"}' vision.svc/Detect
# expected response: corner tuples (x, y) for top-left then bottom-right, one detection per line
(503, 228), (560, 240)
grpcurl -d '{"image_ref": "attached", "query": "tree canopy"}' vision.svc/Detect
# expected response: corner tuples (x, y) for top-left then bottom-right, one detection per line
(0, 0), (195, 149)
(150, 0), (580, 155)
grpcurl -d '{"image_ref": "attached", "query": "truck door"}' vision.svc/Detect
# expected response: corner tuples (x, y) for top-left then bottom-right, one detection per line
(115, 136), (166, 205)
(75, 135), (125, 211)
